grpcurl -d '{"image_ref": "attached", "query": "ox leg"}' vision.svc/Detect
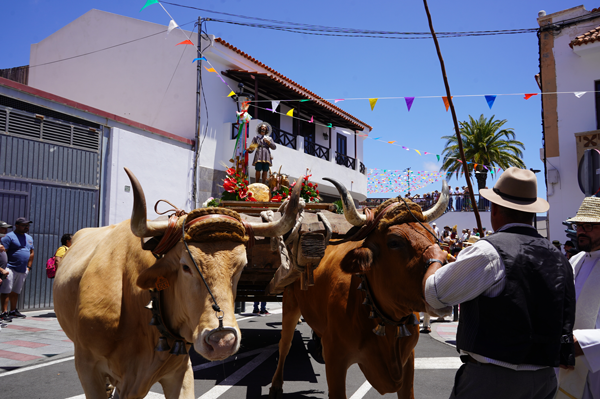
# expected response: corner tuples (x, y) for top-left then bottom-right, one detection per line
(322, 340), (350, 399)
(160, 358), (195, 399)
(269, 286), (302, 399)
(74, 348), (110, 399)
(396, 349), (415, 399)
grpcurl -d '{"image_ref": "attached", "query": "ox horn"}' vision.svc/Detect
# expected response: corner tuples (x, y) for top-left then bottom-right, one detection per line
(323, 178), (367, 227)
(246, 176), (304, 237)
(125, 168), (169, 238)
(422, 180), (450, 223)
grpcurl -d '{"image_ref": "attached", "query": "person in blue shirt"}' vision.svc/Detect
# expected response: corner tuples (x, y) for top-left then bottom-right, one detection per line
(0, 217), (34, 320)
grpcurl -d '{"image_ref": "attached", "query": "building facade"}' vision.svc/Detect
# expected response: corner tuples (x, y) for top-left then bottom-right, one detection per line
(538, 5), (600, 241)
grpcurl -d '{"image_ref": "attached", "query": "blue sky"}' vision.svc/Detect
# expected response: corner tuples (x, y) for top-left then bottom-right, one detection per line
(2, 0), (596, 199)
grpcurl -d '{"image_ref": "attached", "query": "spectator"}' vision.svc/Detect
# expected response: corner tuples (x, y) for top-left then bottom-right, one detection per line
(563, 240), (577, 257)
(253, 301), (269, 315)
(552, 240), (562, 252)
(0, 221), (11, 324)
(455, 187), (463, 211)
(432, 222), (440, 240)
(463, 187), (471, 211)
(448, 186), (455, 211)
(54, 234), (73, 270)
(0, 218), (34, 320)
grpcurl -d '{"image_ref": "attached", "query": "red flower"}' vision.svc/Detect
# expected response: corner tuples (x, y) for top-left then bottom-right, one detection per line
(308, 182), (313, 187)
(226, 168), (235, 176)
(316, 190), (319, 194)
(271, 194), (283, 202)
(314, 183), (318, 187)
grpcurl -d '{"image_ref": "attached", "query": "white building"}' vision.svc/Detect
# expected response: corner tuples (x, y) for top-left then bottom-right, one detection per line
(26, 9), (371, 206)
(538, 6), (600, 241)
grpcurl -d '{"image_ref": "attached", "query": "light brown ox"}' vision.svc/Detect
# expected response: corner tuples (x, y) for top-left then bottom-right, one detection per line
(54, 168), (302, 399)
(270, 178), (450, 399)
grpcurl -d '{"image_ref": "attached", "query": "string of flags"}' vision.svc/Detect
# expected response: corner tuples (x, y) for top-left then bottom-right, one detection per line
(367, 170), (447, 194)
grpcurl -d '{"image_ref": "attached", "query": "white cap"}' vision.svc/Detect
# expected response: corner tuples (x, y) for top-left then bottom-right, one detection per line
(432, 222), (436, 226)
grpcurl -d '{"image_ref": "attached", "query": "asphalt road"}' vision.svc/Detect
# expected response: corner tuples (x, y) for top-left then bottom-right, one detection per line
(0, 310), (460, 398)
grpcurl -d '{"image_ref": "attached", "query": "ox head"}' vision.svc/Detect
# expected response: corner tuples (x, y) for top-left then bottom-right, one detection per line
(124, 168), (302, 361)
(325, 178), (449, 317)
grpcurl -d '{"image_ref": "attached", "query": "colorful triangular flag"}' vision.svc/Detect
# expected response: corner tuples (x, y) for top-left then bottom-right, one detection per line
(524, 93), (538, 100)
(369, 98), (378, 111)
(140, 0), (159, 12)
(309, 116), (314, 123)
(227, 91), (235, 97)
(442, 96), (453, 112)
(271, 101), (280, 113)
(177, 40), (194, 46)
(402, 146), (410, 151)
(415, 150), (421, 156)
(405, 97), (415, 112)
(327, 123), (333, 128)
(192, 57), (207, 62)
(388, 141), (396, 144)
(167, 20), (178, 34)
(203, 66), (216, 73)
(484, 95), (496, 109)
(334, 99), (344, 103)
(286, 109), (294, 117)
(574, 92), (586, 98)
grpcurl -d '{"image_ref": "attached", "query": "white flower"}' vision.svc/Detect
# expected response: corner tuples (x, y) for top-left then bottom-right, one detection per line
(202, 197), (214, 208)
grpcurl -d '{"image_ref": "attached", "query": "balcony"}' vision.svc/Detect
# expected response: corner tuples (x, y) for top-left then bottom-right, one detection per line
(360, 161), (366, 175)
(335, 152), (356, 170)
(304, 141), (330, 161)
(271, 126), (297, 150)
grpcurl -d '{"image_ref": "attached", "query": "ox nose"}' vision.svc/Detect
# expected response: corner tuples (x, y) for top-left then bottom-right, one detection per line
(204, 327), (238, 358)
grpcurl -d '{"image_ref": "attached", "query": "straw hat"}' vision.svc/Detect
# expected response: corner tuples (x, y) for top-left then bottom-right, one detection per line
(567, 196), (600, 223)
(479, 167), (549, 213)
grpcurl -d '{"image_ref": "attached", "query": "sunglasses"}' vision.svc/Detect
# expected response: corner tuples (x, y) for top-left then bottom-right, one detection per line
(573, 223), (599, 232)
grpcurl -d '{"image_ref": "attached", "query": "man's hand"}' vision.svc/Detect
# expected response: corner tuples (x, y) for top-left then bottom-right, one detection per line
(422, 244), (448, 295)
(0, 244), (5, 253)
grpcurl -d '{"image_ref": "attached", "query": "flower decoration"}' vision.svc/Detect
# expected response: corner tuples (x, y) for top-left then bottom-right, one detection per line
(221, 167), (256, 202)
(289, 174), (321, 203)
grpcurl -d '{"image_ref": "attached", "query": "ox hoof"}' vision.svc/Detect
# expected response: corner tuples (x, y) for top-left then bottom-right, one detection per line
(269, 386), (283, 399)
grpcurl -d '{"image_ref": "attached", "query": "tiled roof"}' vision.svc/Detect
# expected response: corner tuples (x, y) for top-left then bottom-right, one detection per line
(570, 24), (600, 48)
(214, 37), (372, 131)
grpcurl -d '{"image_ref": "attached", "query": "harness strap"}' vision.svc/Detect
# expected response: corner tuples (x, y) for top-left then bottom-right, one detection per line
(331, 202), (401, 245)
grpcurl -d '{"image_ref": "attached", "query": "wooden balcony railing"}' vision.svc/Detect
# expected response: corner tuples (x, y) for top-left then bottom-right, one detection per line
(271, 126), (296, 149)
(360, 162), (366, 175)
(304, 141), (330, 160)
(335, 152), (356, 169)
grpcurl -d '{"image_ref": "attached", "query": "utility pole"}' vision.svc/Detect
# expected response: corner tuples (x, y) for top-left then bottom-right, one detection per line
(192, 16), (202, 208)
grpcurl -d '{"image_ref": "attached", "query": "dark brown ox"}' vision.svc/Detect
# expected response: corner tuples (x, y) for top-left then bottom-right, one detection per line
(270, 179), (449, 399)
(54, 168), (302, 399)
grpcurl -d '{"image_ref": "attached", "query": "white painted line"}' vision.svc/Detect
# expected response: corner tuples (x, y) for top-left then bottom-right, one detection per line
(235, 308), (282, 323)
(0, 355), (75, 378)
(414, 357), (462, 369)
(349, 380), (372, 399)
(192, 344), (278, 371)
(197, 347), (277, 399)
(65, 392), (165, 399)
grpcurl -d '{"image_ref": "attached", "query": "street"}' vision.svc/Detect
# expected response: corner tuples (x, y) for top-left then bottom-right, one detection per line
(0, 308), (460, 399)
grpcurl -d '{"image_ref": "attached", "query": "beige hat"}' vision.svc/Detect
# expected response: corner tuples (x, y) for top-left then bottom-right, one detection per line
(479, 167), (549, 213)
(567, 196), (600, 223)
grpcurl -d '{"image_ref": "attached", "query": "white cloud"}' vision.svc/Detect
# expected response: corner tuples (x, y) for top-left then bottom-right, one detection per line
(423, 162), (440, 172)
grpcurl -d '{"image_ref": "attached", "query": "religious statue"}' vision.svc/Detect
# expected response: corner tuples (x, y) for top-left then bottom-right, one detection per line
(247, 122), (276, 184)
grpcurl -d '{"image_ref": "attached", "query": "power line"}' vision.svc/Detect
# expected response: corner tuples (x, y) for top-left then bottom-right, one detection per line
(162, 1), (538, 38)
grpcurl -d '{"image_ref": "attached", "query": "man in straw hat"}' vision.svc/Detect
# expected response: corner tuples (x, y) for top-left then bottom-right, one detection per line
(421, 167), (575, 398)
(556, 196), (600, 399)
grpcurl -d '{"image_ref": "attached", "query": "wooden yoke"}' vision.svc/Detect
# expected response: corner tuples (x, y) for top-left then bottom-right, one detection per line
(297, 232), (326, 289)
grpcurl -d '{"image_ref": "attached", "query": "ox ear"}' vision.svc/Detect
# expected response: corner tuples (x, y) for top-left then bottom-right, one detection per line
(340, 247), (374, 274)
(137, 261), (177, 290)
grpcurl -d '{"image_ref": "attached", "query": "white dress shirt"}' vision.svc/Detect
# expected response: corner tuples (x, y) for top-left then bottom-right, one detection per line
(572, 249), (600, 399)
(425, 223), (548, 370)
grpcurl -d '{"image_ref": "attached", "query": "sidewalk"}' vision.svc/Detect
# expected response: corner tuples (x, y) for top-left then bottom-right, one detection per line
(0, 309), (73, 373)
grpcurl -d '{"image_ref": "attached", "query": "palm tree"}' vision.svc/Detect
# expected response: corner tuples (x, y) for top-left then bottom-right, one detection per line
(440, 114), (526, 192)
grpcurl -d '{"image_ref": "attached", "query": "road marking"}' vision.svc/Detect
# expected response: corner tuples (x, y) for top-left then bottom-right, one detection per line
(0, 355), (75, 377)
(192, 344), (278, 371)
(197, 347), (277, 399)
(349, 380), (372, 399)
(415, 357), (462, 369)
(65, 392), (164, 399)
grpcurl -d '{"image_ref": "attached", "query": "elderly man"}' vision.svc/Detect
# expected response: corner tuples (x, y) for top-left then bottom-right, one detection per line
(557, 196), (600, 399)
(423, 168), (575, 398)
(0, 218), (34, 320)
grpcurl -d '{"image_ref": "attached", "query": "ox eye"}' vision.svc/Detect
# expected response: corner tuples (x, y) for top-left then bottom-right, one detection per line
(387, 240), (405, 250)
(182, 264), (191, 274)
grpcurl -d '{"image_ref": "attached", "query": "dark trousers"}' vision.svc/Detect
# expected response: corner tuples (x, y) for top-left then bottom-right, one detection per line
(449, 362), (556, 399)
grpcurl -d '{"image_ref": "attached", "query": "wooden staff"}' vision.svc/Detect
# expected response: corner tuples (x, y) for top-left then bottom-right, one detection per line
(422, 0), (483, 234)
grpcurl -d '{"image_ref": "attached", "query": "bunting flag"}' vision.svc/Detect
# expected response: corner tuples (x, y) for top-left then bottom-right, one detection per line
(327, 123), (333, 128)
(271, 101), (280, 112)
(309, 116), (314, 123)
(286, 109), (294, 117)
(405, 97), (415, 112)
(192, 57), (207, 62)
(388, 141), (396, 144)
(203, 66), (216, 73)
(176, 40), (194, 46)
(367, 169), (447, 194)
(369, 98), (378, 111)
(442, 96), (453, 111)
(402, 146), (410, 151)
(167, 20), (178, 34)
(485, 95), (496, 109)
(140, 0), (159, 11)
(436, 155), (440, 161)
(227, 91), (235, 97)
(415, 150), (421, 156)
(574, 92), (586, 98)
(524, 93), (538, 100)
(335, 99), (344, 103)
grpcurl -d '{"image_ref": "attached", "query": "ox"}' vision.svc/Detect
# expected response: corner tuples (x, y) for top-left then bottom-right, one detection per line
(54, 168), (302, 399)
(269, 178), (449, 399)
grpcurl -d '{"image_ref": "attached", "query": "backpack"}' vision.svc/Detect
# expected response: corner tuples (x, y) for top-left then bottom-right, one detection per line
(46, 256), (57, 279)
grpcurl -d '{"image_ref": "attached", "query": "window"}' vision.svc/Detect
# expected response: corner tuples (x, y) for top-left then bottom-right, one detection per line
(337, 133), (347, 156)
(596, 81), (600, 130)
